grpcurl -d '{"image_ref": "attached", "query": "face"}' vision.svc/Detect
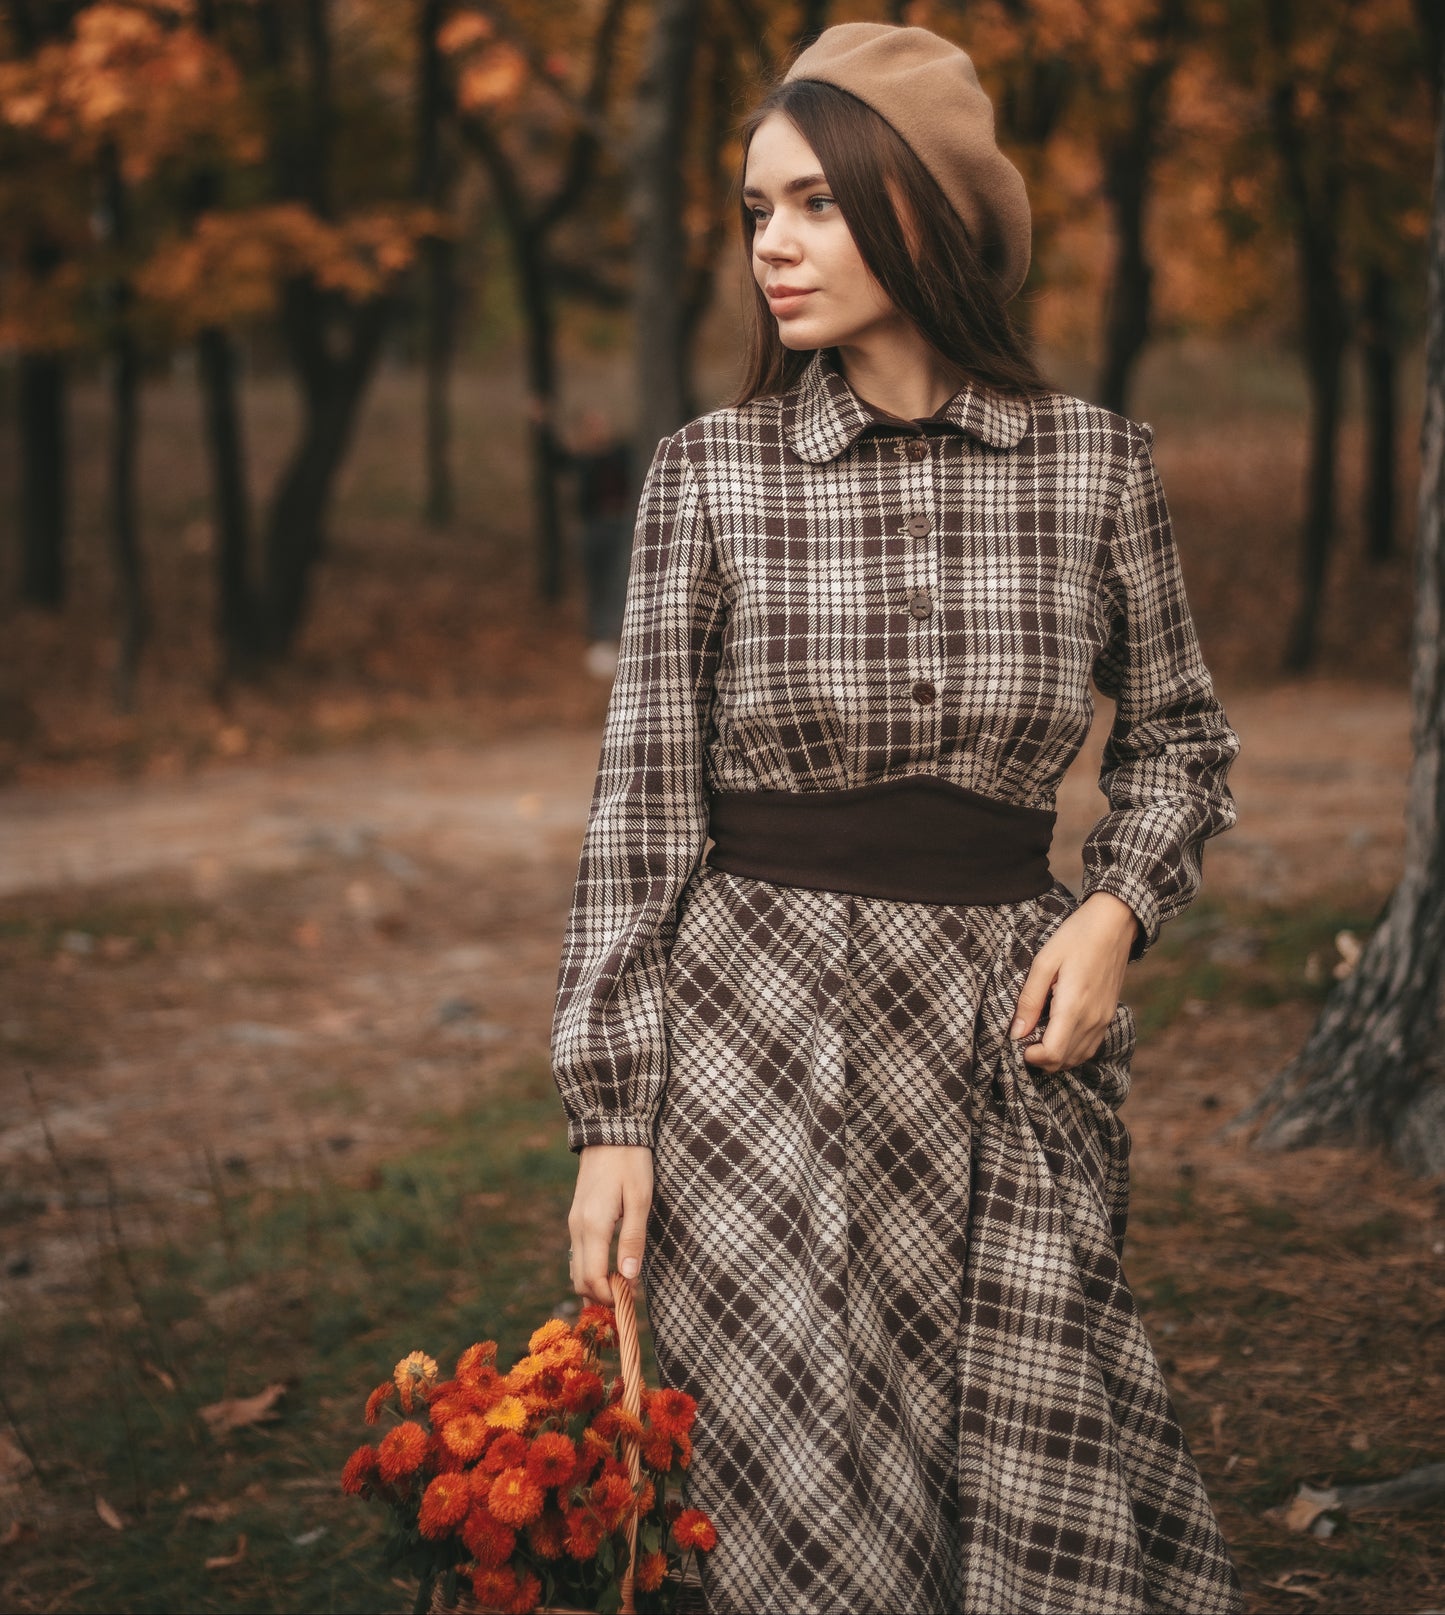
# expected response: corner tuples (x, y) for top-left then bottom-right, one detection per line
(743, 112), (902, 355)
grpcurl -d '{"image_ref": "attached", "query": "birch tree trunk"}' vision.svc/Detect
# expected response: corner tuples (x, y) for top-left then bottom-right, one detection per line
(1236, 45), (1445, 1174)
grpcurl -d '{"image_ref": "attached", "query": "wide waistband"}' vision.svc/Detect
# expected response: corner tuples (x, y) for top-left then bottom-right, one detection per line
(704, 774), (1055, 906)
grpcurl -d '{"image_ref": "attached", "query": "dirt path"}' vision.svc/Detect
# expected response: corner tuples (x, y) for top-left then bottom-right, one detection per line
(0, 677), (1413, 1297)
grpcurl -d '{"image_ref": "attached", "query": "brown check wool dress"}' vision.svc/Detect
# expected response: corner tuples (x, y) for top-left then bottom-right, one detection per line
(551, 347), (1245, 1614)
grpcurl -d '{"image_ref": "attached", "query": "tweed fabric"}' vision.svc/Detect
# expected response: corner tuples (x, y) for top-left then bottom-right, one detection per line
(551, 348), (1243, 1613)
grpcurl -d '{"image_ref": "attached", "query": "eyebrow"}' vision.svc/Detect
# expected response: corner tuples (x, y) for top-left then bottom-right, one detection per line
(741, 172), (829, 201)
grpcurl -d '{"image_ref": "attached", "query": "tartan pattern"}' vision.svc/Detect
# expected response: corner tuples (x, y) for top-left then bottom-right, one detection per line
(552, 349), (1243, 1612)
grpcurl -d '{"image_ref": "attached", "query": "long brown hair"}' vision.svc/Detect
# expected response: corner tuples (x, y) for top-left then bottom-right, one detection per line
(732, 77), (1051, 406)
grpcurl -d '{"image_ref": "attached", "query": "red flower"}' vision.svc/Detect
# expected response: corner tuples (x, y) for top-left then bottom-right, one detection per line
(488, 1465), (545, 1527)
(526, 1503), (568, 1560)
(456, 1341), (498, 1382)
(461, 1505), (516, 1568)
(640, 1429), (673, 1472)
(563, 1504), (604, 1559)
(575, 1302), (618, 1348)
(588, 1471), (634, 1531)
(480, 1430), (529, 1475)
(418, 1472), (471, 1539)
(363, 1382), (395, 1425)
(592, 1404), (646, 1445)
(559, 1367), (604, 1415)
(525, 1430), (577, 1490)
(340, 1444), (378, 1496)
(470, 1566), (519, 1608)
(676, 1429), (693, 1469)
(636, 1548), (668, 1592)
(506, 1569), (543, 1614)
(672, 1507), (718, 1551)
(645, 1387), (697, 1441)
(377, 1421), (428, 1482)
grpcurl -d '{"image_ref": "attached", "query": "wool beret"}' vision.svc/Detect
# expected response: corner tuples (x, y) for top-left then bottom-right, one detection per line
(784, 22), (1032, 302)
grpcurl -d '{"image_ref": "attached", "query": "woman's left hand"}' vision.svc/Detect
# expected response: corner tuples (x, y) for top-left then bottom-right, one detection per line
(1010, 892), (1141, 1073)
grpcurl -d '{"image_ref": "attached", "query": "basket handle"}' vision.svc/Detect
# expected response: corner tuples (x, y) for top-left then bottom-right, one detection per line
(608, 1269), (643, 1615)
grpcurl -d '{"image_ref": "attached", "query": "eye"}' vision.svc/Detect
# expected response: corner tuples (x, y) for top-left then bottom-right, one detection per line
(806, 194), (835, 213)
(748, 205), (770, 224)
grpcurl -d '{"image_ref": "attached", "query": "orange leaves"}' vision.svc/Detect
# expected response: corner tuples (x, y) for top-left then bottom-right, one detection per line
(136, 204), (442, 333)
(0, 5), (252, 180)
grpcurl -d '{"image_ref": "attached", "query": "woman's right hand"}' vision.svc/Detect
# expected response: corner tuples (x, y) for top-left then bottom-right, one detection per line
(567, 1144), (654, 1306)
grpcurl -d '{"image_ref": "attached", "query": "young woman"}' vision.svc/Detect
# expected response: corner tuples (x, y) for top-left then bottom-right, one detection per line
(553, 21), (1244, 1615)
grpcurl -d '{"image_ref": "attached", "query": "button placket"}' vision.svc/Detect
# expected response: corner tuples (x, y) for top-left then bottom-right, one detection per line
(892, 442), (941, 739)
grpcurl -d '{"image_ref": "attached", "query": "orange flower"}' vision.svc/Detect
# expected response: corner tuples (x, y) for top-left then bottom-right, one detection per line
(676, 1429), (693, 1469)
(641, 1429), (673, 1472)
(418, 1472), (471, 1539)
(393, 1351), (439, 1412)
(456, 1341), (498, 1382)
(560, 1367), (605, 1414)
(470, 1566), (519, 1608)
(441, 1411), (490, 1461)
(484, 1394), (528, 1431)
(488, 1466), (545, 1527)
(377, 1421), (428, 1482)
(636, 1548), (668, 1592)
(575, 1302), (618, 1348)
(645, 1387), (697, 1441)
(364, 1382), (395, 1425)
(529, 1317), (573, 1354)
(426, 1430), (466, 1475)
(340, 1444), (378, 1496)
(563, 1504), (604, 1559)
(525, 1431), (577, 1489)
(461, 1505), (516, 1568)
(672, 1507), (718, 1551)
(580, 1426), (613, 1468)
(592, 1404), (646, 1445)
(479, 1431), (529, 1475)
(588, 1471), (634, 1531)
(526, 1503), (568, 1560)
(635, 1477), (656, 1514)
(505, 1569), (542, 1614)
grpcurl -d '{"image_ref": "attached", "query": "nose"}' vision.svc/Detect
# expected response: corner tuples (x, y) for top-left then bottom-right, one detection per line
(754, 212), (800, 265)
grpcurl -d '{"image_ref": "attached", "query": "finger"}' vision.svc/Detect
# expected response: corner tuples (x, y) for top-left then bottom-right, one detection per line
(1021, 1000), (1078, 1072)
(578, 1214), (615, 1306)
(615, 1181), (651, 1283)
(1011, 959), (1057, 1038)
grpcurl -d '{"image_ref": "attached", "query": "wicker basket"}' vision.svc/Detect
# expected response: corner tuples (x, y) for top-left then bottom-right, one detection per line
(428, 1270), (708, 1615)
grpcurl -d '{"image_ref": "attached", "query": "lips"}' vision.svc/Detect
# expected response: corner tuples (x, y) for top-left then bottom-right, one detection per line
(766, 286), (815, 302)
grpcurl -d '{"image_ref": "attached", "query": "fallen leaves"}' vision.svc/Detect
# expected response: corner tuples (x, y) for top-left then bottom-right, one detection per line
(204, 1533), (247, 1571)
(198, 1382), (286, 1436)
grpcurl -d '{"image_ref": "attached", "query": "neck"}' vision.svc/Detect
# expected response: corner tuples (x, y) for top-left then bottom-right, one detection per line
(833, 323), (959, 421)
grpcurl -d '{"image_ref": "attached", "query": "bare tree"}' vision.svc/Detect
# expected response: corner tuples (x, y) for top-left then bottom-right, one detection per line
(1233, 36), (1445, 1176)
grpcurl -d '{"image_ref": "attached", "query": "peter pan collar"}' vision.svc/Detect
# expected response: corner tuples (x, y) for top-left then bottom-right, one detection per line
(783, 347), (1032, 463)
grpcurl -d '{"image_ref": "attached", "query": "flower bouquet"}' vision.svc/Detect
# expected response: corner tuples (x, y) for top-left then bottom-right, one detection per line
(341, 1270), (715, 1614)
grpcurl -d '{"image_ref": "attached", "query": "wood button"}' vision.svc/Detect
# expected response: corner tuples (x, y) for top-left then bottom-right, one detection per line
(906, 439), (930, 461)
(908, 590), (933, 619)
(906, 515), (932, 538)
(911, 679), (936, 705)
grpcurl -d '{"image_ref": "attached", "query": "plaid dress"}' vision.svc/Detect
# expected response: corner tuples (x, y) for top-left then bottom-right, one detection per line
(551, 347), (1244, 1614)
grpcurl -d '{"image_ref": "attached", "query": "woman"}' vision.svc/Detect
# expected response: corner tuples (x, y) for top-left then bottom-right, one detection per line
(553, 21), (1244, 1615)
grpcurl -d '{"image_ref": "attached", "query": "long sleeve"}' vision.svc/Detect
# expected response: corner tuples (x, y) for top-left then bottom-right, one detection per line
(1080, 425), (1241, 962)
(550, 430), (728, 1152)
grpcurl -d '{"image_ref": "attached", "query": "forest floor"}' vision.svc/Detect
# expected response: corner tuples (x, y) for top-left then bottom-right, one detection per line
(0, 673), (1441, 1614)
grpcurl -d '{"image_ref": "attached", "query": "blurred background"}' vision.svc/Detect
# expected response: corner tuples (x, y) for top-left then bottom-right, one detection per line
(0, 3), (1440, 1613)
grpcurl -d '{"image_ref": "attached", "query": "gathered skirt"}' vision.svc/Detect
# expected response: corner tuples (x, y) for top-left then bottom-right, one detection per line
(639, 861), (1244, 1615)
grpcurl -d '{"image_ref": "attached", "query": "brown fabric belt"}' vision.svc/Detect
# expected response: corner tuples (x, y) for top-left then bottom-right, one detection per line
(704, 773), (1056, 906)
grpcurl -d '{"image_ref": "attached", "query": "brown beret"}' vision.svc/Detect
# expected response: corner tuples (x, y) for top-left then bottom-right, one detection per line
(784, 22), (1031, 302)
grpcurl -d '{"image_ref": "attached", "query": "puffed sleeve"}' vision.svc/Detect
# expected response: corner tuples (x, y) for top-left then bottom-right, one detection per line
(550, 430), (728, 1151)
(1080, 424), (1241, 962)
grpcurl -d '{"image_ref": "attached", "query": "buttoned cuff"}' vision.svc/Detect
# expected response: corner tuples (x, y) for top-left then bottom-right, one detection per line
(1079, 867), (1160, 962)
(566, 1114), (657, 1153)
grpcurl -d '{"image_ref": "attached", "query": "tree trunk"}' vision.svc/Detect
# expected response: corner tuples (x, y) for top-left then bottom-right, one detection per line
(416, 0), (453, 530)
(1361, 262), (1399, 563)
(1233, 39), (1445, 1176)
(1266, 0), (1349, 673)
(1096, 0), (1184, 416)
(260, 286), (395, 655)
(630, 0), (702, 464)
(196, 324), (259, 672)
(100, 143), (148, 713)
(18, 351), (66, 610)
